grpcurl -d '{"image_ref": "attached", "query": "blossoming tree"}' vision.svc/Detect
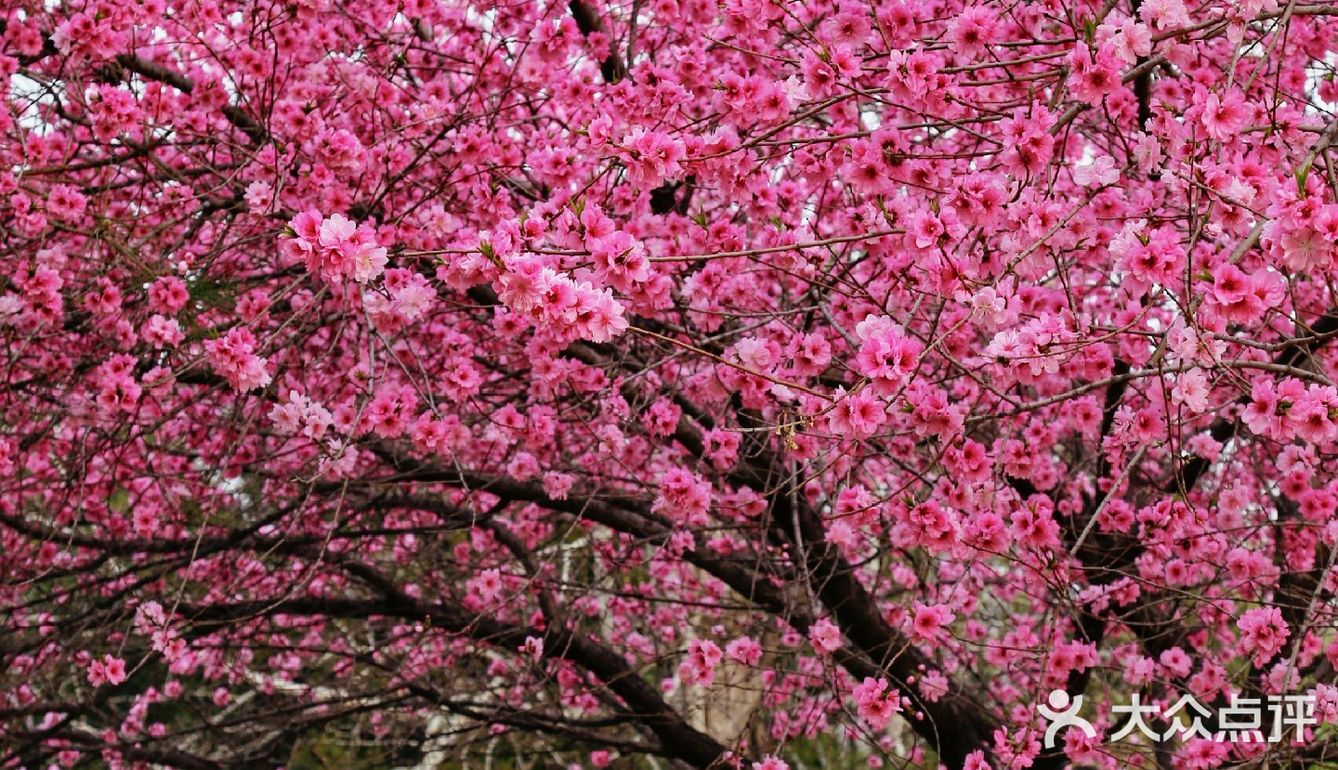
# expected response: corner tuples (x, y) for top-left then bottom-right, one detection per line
(3, 0), (1338, 769)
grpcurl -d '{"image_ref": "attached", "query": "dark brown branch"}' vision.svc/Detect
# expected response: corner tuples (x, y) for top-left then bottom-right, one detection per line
(114, 54), (267, 143)
(569, 0), (627, 84)
(184, 592), (738, 769)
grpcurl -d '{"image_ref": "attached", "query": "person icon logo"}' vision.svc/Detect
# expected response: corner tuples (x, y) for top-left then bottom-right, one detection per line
(1037, 689), (1097, 748)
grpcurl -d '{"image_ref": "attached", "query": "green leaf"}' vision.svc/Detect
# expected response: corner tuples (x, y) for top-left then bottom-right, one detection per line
(108, 488), (130, 514)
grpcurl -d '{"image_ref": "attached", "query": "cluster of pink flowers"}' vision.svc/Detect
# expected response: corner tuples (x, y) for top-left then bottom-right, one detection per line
(641, 398), (682, 438)
(0, 437), (13, 477)
(408, 412), (471, 459)
(619, 127), (685, 190)
(827, 388), (886, 439)
(589, 229), (652, 293)
(1112, 222), (1187, 291)
(910, 602), (955, 642)
(892, 500), (961, 554)
(678, 639), (723, 686)
(883, 49), (944, 105)
(465, 568), (505, 609)
(2, 261), (64, 330)
(204, 327), (272, 393)
(715, 72), (793, 125)
(808, 618), (843, 655)
(1263, 194), (1338, 273)
(725, 636), (763, 667)
(702, 428), (741, 470)
(1170, 368), (1214, 413)
(44, 184), (87, 222)
(653, 468), (713, 527)
(92, 354), (142, 416)
(1237, 607), (1290, 667)
(1095, 12), (1152, 64)
(852, 676), (902, 730)
(855, 315), (923, 394)
(268, 391), (335, 440)
(362, 384), (419, 439)
(312, 128), (366, 176)
(12, 0), (1338, 768)
(998, 108), (1055, 175)
(365, 268), (436, 332)
(86, 655), (128, 687)
(89, 85), (141, 141)
(142, 314), (185, 348)
(1207, 262), (1284, 324)
(1195, 87), (1251, 143)
(1067, 45), (1122, 106)
(284, 210), (389, 284)
(983, 312), (1079, 380)
(134, 601), (186, 664)
(494, 252), (628, 343)
(148, 276), (189, 314)
(1243, 378), (1338, 444)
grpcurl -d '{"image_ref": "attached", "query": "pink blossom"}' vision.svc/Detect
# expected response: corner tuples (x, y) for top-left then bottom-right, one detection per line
(654, 468), (713, 527)
(1068, 46), (1122, 105)
(1171, 369), (1211, 413)
(679, 639), (723, 686)
(911, 602), (955, 641)
(1140, 0), (1191, 29)
(1199, 89), (1249, 142)
(1099, 16), (1152, 64)
(1238, 607), (1289, 666)
(286, 211), (388, 284)
(828, 389), (887, 439)
(1072, 155), (1118, 188)
(88, 655), (128, 687)
(619, 128), (685, 190)
(726, 636), (763, 667)
(947, 7), (998, 57)
(520, 636), (544, 661)
(542, 472), (575, 501)
(855, 316), (923, 393)
(853, 676), (902, 730)
(467, 568), (505, 606)
(1159, 646), (1193, 678)
(205, 327), (271, 392)
(809, 619), (843, 654)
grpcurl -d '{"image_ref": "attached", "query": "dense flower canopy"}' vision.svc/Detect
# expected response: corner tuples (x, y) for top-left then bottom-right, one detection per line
(3, 0), (1338, 769)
